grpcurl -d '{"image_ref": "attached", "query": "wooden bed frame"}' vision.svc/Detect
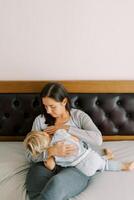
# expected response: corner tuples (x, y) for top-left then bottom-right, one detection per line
(1, 80), (134, 141)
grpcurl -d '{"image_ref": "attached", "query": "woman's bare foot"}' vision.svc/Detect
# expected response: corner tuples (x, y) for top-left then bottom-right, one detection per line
(122, 162), (134, 171)
(103, 148), (114, 160)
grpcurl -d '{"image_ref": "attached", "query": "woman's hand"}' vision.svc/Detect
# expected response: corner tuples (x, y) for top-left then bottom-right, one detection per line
(44, 124), (69, 135)
(48, 141), (77, 157)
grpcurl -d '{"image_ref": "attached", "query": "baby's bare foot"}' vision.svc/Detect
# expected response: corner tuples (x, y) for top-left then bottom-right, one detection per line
(129, 162), (134, 170)
(103, 148), (114, 160)
(122, 162), (134, 171)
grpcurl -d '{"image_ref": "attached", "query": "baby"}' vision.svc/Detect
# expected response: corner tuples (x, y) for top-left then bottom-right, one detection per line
(24, 129), (134, 176)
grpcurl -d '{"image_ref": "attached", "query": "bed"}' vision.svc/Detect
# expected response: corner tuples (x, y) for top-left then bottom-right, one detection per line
(0, 80), (134, 200)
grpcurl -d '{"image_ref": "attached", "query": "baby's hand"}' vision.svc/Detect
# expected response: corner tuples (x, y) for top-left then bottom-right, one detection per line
(44, 125), (69, 135)
(44, 157), (56, 170)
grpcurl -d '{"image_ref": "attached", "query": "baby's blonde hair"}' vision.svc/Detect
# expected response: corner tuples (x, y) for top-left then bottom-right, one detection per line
(23, 131), (50, 157)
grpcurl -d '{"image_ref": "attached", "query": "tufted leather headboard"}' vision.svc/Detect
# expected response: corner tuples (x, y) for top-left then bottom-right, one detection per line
(1, 80), (134, 141)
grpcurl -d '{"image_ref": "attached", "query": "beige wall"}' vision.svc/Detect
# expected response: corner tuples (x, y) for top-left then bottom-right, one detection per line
(0, 0), (134, 80)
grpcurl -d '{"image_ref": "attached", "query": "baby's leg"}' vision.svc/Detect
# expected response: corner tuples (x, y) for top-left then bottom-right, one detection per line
(105, 160), (134, 171)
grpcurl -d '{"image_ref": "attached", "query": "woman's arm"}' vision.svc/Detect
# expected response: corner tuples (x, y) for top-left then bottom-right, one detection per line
(69, 109), (102, 146)
(31, 114), (47, 131)
(48, 141), (77, 157)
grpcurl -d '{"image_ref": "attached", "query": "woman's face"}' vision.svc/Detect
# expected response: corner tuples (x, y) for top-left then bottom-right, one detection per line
(42, 97), (67, 118)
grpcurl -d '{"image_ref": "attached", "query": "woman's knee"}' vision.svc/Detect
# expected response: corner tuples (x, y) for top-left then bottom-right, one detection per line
(41, 167), (90, 200)
(40, 173), (68, 200)
(26, 162), (54, 192)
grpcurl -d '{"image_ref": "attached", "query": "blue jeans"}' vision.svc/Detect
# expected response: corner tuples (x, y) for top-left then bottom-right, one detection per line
(26, 162), (90, 200)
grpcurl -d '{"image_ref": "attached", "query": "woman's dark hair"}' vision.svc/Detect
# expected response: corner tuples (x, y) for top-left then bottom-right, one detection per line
(40, 82), (71, 125)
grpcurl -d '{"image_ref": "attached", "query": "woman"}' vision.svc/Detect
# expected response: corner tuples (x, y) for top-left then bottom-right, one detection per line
(25, 82), (102, 200)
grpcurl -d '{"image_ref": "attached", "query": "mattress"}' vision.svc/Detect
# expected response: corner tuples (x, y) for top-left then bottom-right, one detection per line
(0, 141), (134, 200)
(0, 142), (29, 200)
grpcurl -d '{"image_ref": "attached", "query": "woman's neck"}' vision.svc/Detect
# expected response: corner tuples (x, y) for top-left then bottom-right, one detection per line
(56, 110), (70, 124)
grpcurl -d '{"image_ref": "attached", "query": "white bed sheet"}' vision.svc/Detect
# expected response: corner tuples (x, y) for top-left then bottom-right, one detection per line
(0, 141), (134, 200)
(73, 141), (134, 200)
